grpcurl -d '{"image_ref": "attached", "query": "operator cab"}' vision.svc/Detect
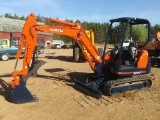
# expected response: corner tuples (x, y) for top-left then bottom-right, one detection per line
(102, 17), (151, 77)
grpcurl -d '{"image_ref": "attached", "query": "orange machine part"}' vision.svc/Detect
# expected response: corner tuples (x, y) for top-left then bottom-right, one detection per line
(11, 13), (38, 88)
(104, 51), (113, 61)
(10, 13), (103, 87)
(136, 50), (149, 68)
(35, 25), (102, 69)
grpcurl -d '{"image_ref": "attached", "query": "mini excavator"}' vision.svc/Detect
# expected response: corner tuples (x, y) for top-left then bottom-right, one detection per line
(10, 13), (152, 104)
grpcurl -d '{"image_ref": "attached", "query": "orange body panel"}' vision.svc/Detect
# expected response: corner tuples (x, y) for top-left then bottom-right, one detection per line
(104, 51), (113, 61)
(136, 50), (149, 68)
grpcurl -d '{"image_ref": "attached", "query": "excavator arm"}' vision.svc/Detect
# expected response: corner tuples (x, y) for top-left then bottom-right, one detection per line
(10, 13), (105, 103)
(11, 13), (39, 87)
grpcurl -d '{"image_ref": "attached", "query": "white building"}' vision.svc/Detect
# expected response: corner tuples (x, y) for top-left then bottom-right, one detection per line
(51, 40), (64, 46)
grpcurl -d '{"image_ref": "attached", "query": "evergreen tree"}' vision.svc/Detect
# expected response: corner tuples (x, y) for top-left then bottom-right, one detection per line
(132, 25), (148, 42)
(13, 14), (18, 19)
(2, 12), (160, 44)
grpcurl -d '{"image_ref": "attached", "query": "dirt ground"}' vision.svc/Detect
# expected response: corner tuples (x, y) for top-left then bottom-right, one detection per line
(0, 48), (160, 120)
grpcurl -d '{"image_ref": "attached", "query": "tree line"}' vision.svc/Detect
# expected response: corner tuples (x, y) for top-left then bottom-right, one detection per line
(1, 13), (160, 44)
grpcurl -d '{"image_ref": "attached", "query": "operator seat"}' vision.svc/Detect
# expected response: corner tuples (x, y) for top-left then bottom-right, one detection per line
(129, 40), (137, 61)
(130, 47), (137, 60)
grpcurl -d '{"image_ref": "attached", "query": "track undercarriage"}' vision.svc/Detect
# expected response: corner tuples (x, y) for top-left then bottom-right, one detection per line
(74, 74), (152, 99)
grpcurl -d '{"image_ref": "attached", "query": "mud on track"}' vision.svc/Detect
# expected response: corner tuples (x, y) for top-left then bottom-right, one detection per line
(0, 49), (160, 120)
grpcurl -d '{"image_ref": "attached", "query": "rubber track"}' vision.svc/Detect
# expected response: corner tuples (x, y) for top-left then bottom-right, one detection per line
(104, 75), (152, 95)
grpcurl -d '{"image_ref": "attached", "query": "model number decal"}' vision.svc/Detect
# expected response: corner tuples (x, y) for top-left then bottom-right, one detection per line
(134, 71), (141, 74)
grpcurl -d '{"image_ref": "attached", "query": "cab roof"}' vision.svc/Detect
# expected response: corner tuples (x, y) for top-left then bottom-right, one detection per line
(110, 17), (150, 25)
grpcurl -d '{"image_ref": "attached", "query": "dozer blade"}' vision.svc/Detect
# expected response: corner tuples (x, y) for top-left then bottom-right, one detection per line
(74, 78), (102, 99)
(11, 82), (38, 104)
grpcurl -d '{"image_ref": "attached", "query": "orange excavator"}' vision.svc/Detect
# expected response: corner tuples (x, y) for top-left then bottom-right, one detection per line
(10, 13), (152, 104)
(137, 32), (160, 67)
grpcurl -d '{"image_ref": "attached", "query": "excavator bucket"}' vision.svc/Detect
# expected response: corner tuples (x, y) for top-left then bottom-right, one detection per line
(11, 82), (38, 104)
(11, 60), (46, 104)
(74, 78), (103, 99)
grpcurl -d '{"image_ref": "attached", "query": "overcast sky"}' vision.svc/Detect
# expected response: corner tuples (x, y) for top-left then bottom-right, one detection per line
(0, 0), (159, 25)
